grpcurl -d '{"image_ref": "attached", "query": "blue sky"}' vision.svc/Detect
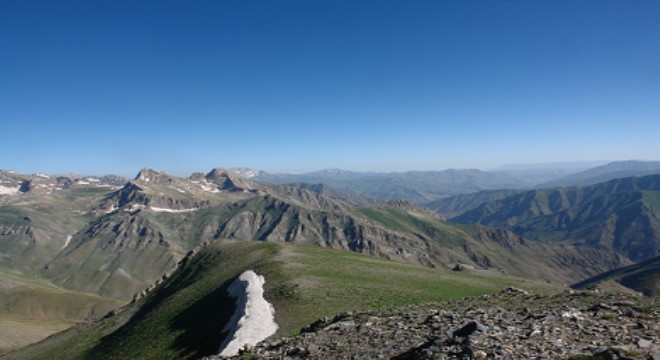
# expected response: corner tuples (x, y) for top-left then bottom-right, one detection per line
(2, 1), (659, 176)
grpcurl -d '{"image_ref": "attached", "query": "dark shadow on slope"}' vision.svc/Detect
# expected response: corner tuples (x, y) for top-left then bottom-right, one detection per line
(80, 242), (254, 359)
(571, 256), (660, 296)
(167, 280), (238, 358)
(83, 275), (239, 360)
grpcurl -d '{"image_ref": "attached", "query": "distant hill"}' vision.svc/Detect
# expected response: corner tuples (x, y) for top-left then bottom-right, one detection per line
(251, 169), (532, 203)
(452, 174), (660, 263)
(245, 162), (660, 203)
(571, 256), (660, 296)
(425, 189), (522, 217)
(492, 161), (609, 186)
(540, 160), (660, 187)
(425, 161), (660, 217)
(493, 161), (609, 172)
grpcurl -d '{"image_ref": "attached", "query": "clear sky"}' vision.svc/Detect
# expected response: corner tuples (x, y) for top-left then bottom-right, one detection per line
(2, 1), (659, 177)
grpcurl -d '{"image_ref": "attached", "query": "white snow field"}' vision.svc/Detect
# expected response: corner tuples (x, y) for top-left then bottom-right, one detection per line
(217, 270), (278, 357)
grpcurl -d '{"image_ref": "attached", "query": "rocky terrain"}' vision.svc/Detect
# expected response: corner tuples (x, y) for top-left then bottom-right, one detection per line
(236, 288), (659, 359)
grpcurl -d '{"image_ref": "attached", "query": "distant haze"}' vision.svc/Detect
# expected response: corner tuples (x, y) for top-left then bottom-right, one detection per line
(492, 161), (611, 172)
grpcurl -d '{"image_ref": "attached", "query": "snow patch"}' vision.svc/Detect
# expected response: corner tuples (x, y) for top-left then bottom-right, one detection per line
(218, 270), (278, 357)
(561, 309), (585, 321)
(115, 268), (131, 278)
(35, 173), (50, 178)
(150, 207), (198, 213)
(200, 184), (220, 193)
(232, 168), (263, 179)
(105, 204), (118, 214)
(126, 203), (146, 212)
(62, 235), (73, 249)
(0, 185), (20, 195)
(76, 180), (90, 185)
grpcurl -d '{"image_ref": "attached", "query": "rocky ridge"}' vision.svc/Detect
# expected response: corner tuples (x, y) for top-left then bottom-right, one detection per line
(234, 288), (659, 359)
(0, 170), (126, 196)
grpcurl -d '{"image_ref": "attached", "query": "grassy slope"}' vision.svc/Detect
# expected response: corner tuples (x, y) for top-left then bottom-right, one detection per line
(355, 206), (633, 283)
(0, 271), (124, 354)
(0, 319), (72, 356)
(6, 240), (558, 360)
(643, 190), (660, 211)
(355, 207), (468, 246)
(263, 243), (540, 335)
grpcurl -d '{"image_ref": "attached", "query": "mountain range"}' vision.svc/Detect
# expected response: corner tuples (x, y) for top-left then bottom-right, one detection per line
(2, 167), (624, 303)
(0, 162), (659, 357)
(451, 174), (660, 263)
(235, 160), (660, 204)
(540, 160), (660, 188)
(249, 168), (530, 203)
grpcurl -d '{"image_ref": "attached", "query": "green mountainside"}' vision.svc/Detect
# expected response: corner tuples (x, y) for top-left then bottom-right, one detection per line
(424, 189), (522, 217)
(452, 174), (660, 262)
(0, 270), (123, 354)
(5, 240), (560, 360)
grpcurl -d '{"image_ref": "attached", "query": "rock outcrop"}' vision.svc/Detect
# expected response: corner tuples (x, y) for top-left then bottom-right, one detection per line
(238, 288), (659, 359)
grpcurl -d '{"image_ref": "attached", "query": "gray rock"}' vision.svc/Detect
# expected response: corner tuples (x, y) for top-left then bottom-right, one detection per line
(230, 289), (658, 360)
(637, 338), (652, 348)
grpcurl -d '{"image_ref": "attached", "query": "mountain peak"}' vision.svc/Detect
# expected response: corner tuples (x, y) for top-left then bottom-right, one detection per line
(205, 167), (235, 179)
(134, 168), (163, 182)
(206, 168), (255, 191)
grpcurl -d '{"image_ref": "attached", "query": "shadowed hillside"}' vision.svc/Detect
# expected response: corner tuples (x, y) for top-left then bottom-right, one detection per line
(572, 256), (660, 296)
